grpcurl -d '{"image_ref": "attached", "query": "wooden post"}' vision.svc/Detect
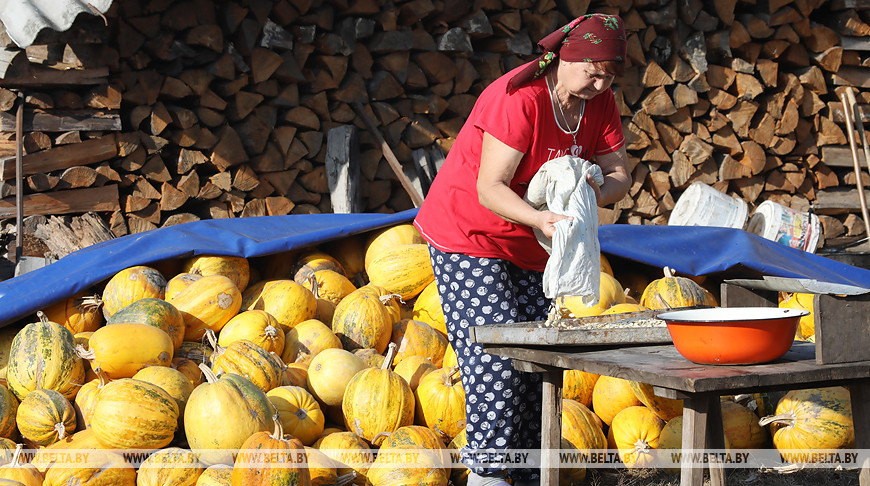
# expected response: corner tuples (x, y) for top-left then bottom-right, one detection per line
(539, 366), (562, 486)
(14, 91), (23, 263)
(325, 125), (361, 213)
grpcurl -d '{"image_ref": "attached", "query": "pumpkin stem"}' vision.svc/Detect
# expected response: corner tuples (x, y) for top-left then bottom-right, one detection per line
(55, 422), (66, 440)
(263, 325), (278, 339)
(380, 293), (405, 305)
(382, 342), (398, 370)
(758, 411), (796, 428)
(307, 274), (321, 299)
(372, 431), (391, 446)
(10, 444), (22, 467)
(633, 438), (651, 455)
(203, 330), (226, 363)
(270, 411), (285, 441)
(75, 344), (96, 361)
(448, 366), (461, 385)
(336, 471), (358, 486)
(663, 266), (674, 278)
(652, 292), (671, 310)
(36, 310), (49, 323)
(95, 367), (109, 388)
(198, 363), (220, 383)
(78, 294), (103, 312)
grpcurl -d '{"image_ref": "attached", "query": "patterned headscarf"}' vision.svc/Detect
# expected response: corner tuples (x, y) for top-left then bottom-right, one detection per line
(506, 13), (626, 92)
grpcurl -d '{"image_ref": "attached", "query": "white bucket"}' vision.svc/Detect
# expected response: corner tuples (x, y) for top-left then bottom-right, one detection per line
(668, 182), (749, 229)
(746, 200), (821, 253)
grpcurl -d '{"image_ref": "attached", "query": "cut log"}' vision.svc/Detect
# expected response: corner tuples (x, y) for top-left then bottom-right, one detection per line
(0, 110), (120, 131)
(0, 134), (118, 180)
(0, 185), (119, 218)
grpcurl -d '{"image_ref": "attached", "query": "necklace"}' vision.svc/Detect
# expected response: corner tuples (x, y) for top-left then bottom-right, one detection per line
(547, 71), (585, 147)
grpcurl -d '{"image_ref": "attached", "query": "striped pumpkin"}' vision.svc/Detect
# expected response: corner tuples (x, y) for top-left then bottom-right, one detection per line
(414, 367), (465, 442)
(73, 370), (109, 430)
(759, 386), (854, 454)
(7, 313), (85, 401)
(196, 464), (233, 486)
(241, 279), (317, 331)
(106, 297), (185, 350)
(331, 286), (393, 353)
(562, 370), (600, 408)
(165, 273), (203, 301)
(137, 447), (205, 486)
(293, 251), (347, 284)
(390, 319), (448, 368)
(218, 310), (285, 355)
(626, 380), (683, 422)
(43, 291), (103, 335)
(562, 399), (606, 451)
(183, 254), (251, 293)
(640, 266), (718, 309)
(343, 343), (415, 444)
(282, 319), (342, 365)
(366, 244), (434, 301)
(101, 265), (166, 318)
(90, 378), (179, 449)
(133, 366), (195, 429)
(207, 331), (283, 392)
(267, 386), (325, 446)
(303, 270), (356, 306)
(169, 274), (242, 340)
(79, 322), (174, 379)
(322, 234), (366, 283)
(42, 450), (136, 486)
(316, 432), (372, 485)
(0, 445), (44, 486)
(364, 224), (424, 271)
(16, 388), (77, 446)
(230, 415), (311, 485)
(411, 281), (447, 337)
(31, 428), (105, 474)
(393, 356), (437, 391)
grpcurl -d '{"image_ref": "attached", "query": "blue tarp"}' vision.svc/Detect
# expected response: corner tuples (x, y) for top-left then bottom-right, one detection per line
(1, 209), (869, 327)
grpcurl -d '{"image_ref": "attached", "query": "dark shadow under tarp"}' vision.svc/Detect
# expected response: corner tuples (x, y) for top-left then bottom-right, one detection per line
(1, 209), (868, 327)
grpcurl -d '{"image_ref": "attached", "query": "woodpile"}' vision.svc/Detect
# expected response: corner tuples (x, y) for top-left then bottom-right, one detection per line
(0, 0), (866, 256)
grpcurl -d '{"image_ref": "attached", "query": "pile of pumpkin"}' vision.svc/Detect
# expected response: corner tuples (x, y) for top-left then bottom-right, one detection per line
(0, 223), (852, 486)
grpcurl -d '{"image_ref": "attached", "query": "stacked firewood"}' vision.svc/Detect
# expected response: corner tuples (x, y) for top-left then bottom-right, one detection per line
(0, 0), (867, 255)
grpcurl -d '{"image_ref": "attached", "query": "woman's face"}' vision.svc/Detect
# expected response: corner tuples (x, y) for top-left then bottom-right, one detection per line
(559, 61), (615, 100)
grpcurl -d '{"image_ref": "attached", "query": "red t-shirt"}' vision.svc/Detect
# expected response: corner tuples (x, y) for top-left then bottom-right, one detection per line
(414, 62), (625, 271)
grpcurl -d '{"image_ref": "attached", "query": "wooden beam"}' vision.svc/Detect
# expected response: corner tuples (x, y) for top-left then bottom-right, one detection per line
(0, 109), (121, 132)
(822, 145), (864, 168)
(829, 102), (870, 125)
(841, 36), (870, 51)
(0, 184), (119, 218)
(813, 187), (869, 214)
(0, 65), (108, 88)
(831, 67), (870, 88)
(0, 134), (118, 180)
(325, 125), (362, 213)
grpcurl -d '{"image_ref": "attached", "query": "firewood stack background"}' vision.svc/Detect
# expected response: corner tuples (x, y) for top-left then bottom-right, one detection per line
(0, 0), (868, 260)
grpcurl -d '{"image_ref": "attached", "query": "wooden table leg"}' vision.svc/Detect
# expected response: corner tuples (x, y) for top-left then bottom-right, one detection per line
(680, 395), (711, 486)
(539, 366), (563, 486)
(705, 396), (726, 486)
(849, 380), (870, 486)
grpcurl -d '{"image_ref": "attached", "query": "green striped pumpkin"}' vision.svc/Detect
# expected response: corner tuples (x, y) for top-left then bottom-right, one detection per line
(16, 388), (77, 446)
(0, 387), (17, 440)
(7, 313), (85, 401)
(366, 244), (434, 301)
(106, 297), (185, 350)
(640, 266), (718, 309)
(101, 266), (167, 318)
(91, 378), (179, 450)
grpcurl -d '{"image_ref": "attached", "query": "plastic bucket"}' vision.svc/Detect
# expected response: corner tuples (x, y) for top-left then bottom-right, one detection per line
(668, 182), (749, 229)
(746, 200), (821, 253)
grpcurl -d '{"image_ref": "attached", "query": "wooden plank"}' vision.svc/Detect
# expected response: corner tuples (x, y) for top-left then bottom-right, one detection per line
(0, 135), (118, 181)
(0, 65), (108, 88)
(831, 66), (870, 88)
(822, 145), (863, 168)
(829, 102), (870, 124)
(539, 366), (562, 486)
(0, 185), (119, 218)
(0, 109), (120, 132)
(481, 342), (870, 394)
(324, 125), (362, 214)
(848, 381), (870, 485)
(705, 397), (726, 486)
(814, 293), (870, 365)
(680, 396), (710, 486)
(841, 36), (870, 51)
(813, 187), (868, 214)
(720, 282), (777, 307)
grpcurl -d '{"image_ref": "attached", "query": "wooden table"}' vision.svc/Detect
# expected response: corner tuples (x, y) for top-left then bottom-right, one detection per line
(470, 338), (870, 486)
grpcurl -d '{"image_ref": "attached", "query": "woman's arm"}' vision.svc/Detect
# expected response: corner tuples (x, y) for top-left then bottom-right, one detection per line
(477, 132), (570, 239)
(591, 145), (631, 206)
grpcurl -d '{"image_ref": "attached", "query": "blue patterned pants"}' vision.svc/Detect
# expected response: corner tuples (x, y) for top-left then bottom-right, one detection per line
(428, 245), (548, 481)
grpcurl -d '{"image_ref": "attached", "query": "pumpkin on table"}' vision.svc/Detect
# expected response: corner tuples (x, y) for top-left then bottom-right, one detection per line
(556, 272), (626, 318)
(640, 266), (718, 309)
(779, 292), (815, 340)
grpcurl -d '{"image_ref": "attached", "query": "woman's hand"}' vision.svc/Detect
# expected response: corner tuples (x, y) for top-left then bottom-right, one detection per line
(537, 210), (572, 239)
(586, 173), (602, 204)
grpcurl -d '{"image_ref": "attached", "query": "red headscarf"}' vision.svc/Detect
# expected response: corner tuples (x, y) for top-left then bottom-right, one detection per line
(507, 13), (627, 92)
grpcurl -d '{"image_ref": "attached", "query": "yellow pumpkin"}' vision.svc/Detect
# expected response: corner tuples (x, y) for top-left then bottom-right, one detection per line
(562, 370), (599, 408)
(560, 399), (605, 484)
(241, 279), (317, 330)
(218, 310), (285, 355)
(42, 450), (136, 485)
(343, 343), (415, 444)
(207, 331), (283, 392)
(7, 313), (85, 401)
(626, 380), (683, 421)
(556, 272), (626, 318)
(332, 286), (393, 353)
(721, 400), (769, 449)
(183, 254), (251, 292)
(0, 324), (22, 383)
(165, 273), (203, 301)
(610, 405), (665, 468)
(442, 344), (457, 368)
(366, 244), (435, 301)
(101, 265), (166, 318)
(282, 319), (342, 365)
(175, 340), (213, 363)
(591, 375), (643, 426)
(43, 291), (103, 334)
(172, 357), (205, 387)
(73, 370), (108, 429)
(90, 378), (178, 449)
(393, 356), (437, 391)
(600, 253), (613, 276)
(282, 362), (309, 388)
(137, 447), (205, 486)
(411, 280), (447, 337)
(196, 464), (233, 486)
(293, 250), (347, 284)
(759, 386), (854, 455)
(231, 415), (311, 485)
(640, 266), (718, 309)
(352, 348), (385, 369)
(0, 386), (18, 439)
(390, 319), (448, 367)
(367, 425), (448, 486)
(31, 428), (105, 474)
(600, 303), (649, 315)
(447, 429), (469, 485)
(303, 270), (356, 306)
(656, 416), (684, 473)
(133, 366), (195, 427)
(414, 367), (465, 442)
(364, 224), (424, 271)
(304, 446), (349, 486)
(105, 297), (185, 350)
(779, 292), (814, 339)
(184, 364), (273, 466)
(307, 349), (367, 410)
(16, 388), (76, 446)
(78, 322), (174, 379)
(267, 385), (325, 446)
(170, 275), (242, 340)
(322, 235), (366, 283)
(0, 445), (44, 486)
(316, 431), (373, 485)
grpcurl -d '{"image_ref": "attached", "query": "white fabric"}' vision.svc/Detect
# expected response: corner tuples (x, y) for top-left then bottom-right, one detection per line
(523, 155), (604, 305)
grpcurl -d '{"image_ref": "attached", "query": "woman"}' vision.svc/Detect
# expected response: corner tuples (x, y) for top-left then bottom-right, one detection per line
(413, 14), (631, 486)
